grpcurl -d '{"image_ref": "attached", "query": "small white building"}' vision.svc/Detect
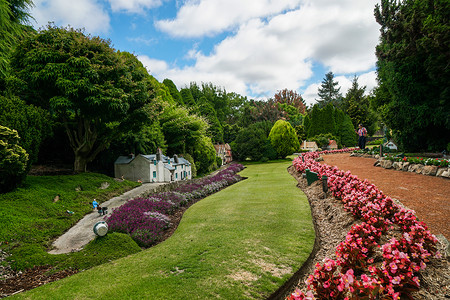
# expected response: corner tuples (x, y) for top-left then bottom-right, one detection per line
(300, 141), (319, 152)
(384, 141), (398, 151)
(114, 150), (192, 183)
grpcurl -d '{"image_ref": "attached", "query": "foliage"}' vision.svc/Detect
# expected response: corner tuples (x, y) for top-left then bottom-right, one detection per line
(180, 87), (196, 107)
(344, 76), (378, 136)
(232, 121), (274, 161)
(316, 72), (343, 109)
(193, 135), (217, 174)
(305, 103), (356, 147)
(269, 120), (300, 158)
(0, 95), (52, 166)
(310, 133), (337, 149)
(274, 88), (306, 114)
(197, 97), (224, 143)
(0, 0), (33, 78)
(384, 155), (449, 167)
(162, 78), (184, 105)
(0, 125), (28, 192)
(9, 25), (157, 172)
(374, 0), (450, 151)
(222, 123), (241, 143)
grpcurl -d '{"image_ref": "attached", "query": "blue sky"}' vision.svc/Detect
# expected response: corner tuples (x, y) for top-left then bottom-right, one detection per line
(30, 0), (381, 106)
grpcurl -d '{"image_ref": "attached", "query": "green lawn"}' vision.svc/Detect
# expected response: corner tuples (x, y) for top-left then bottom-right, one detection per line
(12, 160), (315, 299)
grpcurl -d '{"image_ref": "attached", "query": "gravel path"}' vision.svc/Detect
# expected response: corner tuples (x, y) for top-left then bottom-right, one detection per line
(48, 182), (167, 254)
(322, 153), (450, 239)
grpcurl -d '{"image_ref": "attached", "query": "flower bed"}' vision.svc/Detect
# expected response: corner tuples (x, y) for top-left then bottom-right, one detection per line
(106, 163), (244, 247)
(288, 150), (441, 299)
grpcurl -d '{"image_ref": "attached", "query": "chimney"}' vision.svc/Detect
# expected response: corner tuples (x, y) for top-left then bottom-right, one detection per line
(173, 154), (179, 163)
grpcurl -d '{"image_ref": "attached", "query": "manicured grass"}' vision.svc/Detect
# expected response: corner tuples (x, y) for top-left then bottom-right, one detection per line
(14, 160), (315, 299)
(0, 173), (141, 270)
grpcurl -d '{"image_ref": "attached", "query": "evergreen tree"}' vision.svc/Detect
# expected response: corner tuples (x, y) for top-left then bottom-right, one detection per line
(316, 72), (343, 108)
(163, 78), (184, 106)
(269, 120), (300, 158)
(180, 88), (196, 107)
(374, 0), (450, 151)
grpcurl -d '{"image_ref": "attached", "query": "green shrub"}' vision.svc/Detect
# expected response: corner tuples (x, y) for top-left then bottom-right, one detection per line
(0, 125), (29, 193)
(215, 156), (223, 167)
(367, 138), (384, 145)
(269, 120), (300, 158)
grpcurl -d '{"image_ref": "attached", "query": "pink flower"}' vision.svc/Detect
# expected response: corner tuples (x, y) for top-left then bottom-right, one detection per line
(391, 276), (401, 285)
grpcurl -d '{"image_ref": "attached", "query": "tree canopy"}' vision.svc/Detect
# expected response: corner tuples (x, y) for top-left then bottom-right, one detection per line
(374, 0), (450, 151)
(9, 25), (156, 172)
(316, 72), (343, 109)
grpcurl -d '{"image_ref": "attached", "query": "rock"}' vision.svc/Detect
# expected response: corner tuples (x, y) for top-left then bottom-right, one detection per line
(315, 157), (324, 162)
(437, 168), (447, 177)
(381, 160), (393, 169)
(53, 195), (60, 203)
(393, 162), (402, 170)
(100, 182), (110, 189)
(436, 234), (450, 258)
(402, 162), (410, 171)
(408, 164), (419, 172)
(374, 160), (381, 167)
(375, 154), (380, 159)
(415, 164), (424, 174)
(440, 171), (450, 178)
(422, 165), (438, 176)
(350, 153), (357, 157)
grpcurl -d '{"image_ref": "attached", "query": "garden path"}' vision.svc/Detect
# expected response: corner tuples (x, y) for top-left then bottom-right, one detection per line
(322, 153), (450, 239)
(48, 182), (167, 254)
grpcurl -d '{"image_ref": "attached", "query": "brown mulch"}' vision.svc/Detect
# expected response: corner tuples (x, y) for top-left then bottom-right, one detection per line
(287, 165), (450, 299)
(322, 153), (450, 240)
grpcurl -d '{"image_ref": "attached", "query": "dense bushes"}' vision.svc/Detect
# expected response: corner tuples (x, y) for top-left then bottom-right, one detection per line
(0, 125), (28, 193)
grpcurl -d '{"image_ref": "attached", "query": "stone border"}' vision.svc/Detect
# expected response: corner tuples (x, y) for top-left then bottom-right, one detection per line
(350, 153), (450, 179)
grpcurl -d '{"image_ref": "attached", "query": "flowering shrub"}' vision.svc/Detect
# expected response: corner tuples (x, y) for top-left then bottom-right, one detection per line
(106, 163), (244, 247)
(288, 150), (440, 299)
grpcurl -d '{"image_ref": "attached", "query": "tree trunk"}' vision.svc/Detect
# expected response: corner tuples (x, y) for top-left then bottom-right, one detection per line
(74, 155), (88, 173)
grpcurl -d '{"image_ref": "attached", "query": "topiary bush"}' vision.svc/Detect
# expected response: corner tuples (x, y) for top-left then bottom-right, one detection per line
(0, 125), (29, 193)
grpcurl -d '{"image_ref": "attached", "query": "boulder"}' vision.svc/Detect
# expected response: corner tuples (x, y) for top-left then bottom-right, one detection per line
(408, 164), (417, 172)
(381, 160), (393, 169)
(422, 165), (438, 176)
(393, 162), (402, 171)
(415, 164), (424, 174)
(374, 160), (381, 167)
(437, 167), (448, 177)
(375, 154), (380, 159)
(402, 162), (410, 171)
(440, 170), (450, 178)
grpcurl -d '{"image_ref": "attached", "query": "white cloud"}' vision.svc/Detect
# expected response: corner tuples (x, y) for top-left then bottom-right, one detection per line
(108, 0), (164, 14)
(156, 0), (302, 37)
(149, 0), (380, 102)
(137, 55), (169, 74)
(31, 0), (111, 34)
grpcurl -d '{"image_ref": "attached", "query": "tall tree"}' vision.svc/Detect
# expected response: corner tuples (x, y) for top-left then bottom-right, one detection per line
(374, 0), (450, 151)
(344, 76), (378, 135)
(163, 78), (184, 106)
(9, 25), (156, 172)
(316, 71), (343, 108)
(274, 88), (306, 114)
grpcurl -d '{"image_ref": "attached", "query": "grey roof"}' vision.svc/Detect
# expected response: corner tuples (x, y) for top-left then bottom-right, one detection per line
(164, 165), (175, 171)
(114, 153), (190, 166)
(114, 156), (135, 165)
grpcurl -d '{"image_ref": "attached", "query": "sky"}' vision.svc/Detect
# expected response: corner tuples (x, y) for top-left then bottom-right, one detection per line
(29, 0), (381, 106)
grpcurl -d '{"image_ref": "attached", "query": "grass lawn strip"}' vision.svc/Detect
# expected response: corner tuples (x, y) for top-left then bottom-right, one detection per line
(13, 160), (315, 299)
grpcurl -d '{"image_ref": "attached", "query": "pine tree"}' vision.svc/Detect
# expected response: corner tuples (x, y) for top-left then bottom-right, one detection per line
(316, 72), (343, 109)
